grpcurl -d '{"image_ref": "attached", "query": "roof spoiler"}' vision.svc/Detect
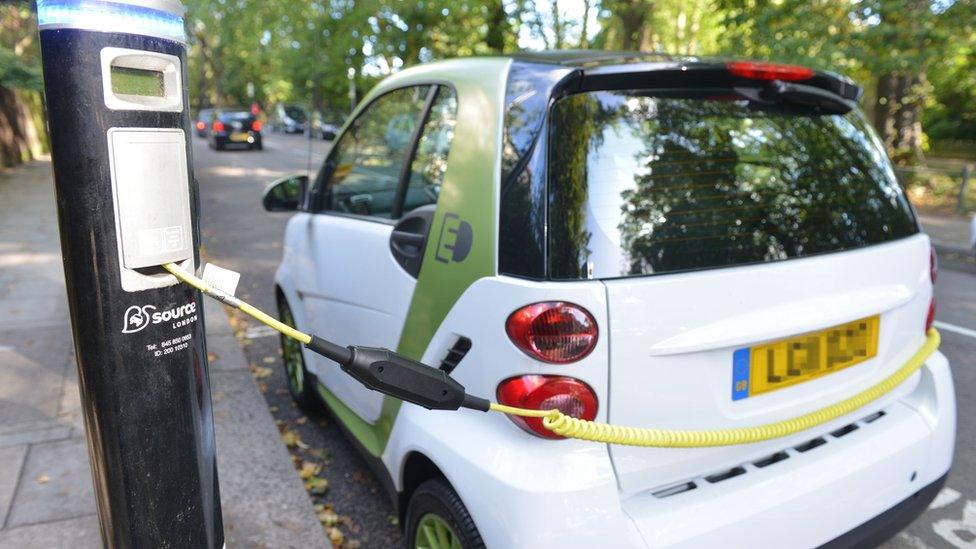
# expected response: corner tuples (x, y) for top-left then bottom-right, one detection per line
(575, 59), (862, 112)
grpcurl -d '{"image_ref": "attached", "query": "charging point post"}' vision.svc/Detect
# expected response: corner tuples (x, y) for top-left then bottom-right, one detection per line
(37, 1), (223, 546)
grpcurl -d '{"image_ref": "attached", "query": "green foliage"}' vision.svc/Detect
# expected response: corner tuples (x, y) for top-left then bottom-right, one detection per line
(0, 47), (40, 91)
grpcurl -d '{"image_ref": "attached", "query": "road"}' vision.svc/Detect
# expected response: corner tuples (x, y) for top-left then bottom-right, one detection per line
(192, 131), (976, 548)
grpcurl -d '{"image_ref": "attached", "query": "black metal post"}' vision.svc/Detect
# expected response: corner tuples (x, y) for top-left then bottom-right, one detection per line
(37, 1), (223, 547)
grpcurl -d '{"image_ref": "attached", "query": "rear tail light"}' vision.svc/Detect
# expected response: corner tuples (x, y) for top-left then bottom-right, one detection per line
(212, 120), (225, 132)
(195, 121), (205, 130)
(506, 302), (598, 363)
(926, 297), (936, 333)
(726, 61), (814, 81)
(251, 120), (263, 132)
(926, 246), (937, 333)
(496, 375), (598, 439)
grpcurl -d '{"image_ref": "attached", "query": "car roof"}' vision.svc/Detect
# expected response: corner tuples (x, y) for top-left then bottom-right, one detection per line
(504, 49), (680, 68)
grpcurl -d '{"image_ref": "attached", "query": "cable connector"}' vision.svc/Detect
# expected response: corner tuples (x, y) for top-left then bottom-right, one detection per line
(306, 337), (490, 412)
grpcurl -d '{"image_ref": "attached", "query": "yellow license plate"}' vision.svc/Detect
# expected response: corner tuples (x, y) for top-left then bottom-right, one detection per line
(229, 132), (248, 142)
(731, 316), (879, 400)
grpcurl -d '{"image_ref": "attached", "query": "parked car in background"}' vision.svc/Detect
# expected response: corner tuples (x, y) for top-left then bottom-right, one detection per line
(194, 108), (213, 137)
(264, 52), (953, 548)
(270, 103), (308, 134)
(310, 108), (346, 140)
(208, 108), (263, 151)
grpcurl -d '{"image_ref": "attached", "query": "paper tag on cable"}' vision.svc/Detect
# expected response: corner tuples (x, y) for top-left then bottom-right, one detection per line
(202, 263), (240, 297)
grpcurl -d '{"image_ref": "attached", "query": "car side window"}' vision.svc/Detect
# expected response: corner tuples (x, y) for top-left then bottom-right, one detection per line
(317, 86), (430, 218)
(401, 87), (458, 214)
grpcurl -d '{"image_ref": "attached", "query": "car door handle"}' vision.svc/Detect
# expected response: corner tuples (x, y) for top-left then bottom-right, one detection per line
(391, 230), (426, 249)
(389, 204), (437, 278)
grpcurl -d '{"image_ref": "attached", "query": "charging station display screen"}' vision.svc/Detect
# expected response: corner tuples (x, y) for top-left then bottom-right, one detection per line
(111, 66), (165, 97)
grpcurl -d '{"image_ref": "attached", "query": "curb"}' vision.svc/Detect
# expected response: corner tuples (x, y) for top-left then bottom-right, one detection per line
(204, 298), (329, 548)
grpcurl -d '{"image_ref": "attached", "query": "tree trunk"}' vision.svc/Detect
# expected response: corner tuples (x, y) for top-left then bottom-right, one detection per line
(485, 0), (508, 52)
(0, 85), (40, 168)
(615, 0), (651, 51)
(874, 71), (926, 164)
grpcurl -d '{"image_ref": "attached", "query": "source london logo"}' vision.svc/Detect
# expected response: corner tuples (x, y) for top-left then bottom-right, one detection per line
(122, 303), (197, 334)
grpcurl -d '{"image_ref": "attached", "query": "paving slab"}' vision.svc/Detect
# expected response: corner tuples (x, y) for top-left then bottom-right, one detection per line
(5, 438), (95, 528)
(0, 445), (27, 528)
(0, 326), (72, 426)
(0, 514), (100, 549)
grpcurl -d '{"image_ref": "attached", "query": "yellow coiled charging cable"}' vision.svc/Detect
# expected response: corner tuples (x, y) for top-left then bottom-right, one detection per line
(164, 262), (940, 448)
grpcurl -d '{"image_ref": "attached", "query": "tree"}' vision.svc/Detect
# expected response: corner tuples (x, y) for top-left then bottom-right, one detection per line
(0, 1), (45, 168)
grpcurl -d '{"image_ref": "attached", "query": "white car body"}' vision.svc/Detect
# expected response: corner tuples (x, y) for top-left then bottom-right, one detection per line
(273, 53), (955, 548)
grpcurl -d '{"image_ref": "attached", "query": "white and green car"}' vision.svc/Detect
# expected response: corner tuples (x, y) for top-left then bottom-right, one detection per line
(264, 52), (954, 548)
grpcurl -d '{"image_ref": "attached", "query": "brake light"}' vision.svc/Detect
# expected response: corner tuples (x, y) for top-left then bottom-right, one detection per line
(727, 61), (814, 81)
(496, 375), (598, 439)
(251, 120), (262, 132)
(930, 246), (938, 284)
(212, 120), (225, 132)
(195, 121), (205, 130)
(926, 297), (936, 333)
(506, 302), (598, 363)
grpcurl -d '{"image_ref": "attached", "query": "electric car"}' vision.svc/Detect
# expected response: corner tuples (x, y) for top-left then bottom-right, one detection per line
(264, 52), (955, 548)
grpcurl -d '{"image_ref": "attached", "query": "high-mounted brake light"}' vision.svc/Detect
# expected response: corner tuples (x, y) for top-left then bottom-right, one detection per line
(506, 302), (598, 363)
(727, 61), (814, 82)
(251, 120), (262, 132)
(212, 120), (225, 132)
(497, 375), (598, 439)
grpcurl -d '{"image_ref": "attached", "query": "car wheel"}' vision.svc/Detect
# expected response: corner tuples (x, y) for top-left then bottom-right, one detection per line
(406, 478), (484, 549)
(252, 141), (263, 151)
(277, 296), (319, 411)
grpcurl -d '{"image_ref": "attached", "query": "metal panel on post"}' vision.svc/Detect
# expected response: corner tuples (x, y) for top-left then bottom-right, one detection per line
(37, 0), (223, 546)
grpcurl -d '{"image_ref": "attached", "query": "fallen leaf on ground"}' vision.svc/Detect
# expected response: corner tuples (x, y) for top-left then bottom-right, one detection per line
(207, 352), (218, 363)
(298, 461), (321, 479)
(36, 475), (50, 484)
(295, 416), (308, 425)
(327, 527), (344, 546)
(251, 366), (273, 379)
(280, 428), (308, 449)
(317, 507), (339, 527)
(305, 476), (329, 495)
(263, 356), (275, 364)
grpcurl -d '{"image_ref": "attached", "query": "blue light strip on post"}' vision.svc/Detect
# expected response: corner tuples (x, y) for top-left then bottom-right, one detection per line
(37, 0), (186, 43)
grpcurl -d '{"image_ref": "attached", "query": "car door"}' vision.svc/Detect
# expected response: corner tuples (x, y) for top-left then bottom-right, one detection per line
(299, 85), (458, 422)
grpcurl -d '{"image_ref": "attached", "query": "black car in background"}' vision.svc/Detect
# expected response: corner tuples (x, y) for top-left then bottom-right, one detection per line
(208, 109), (263, 151)
(194, 108), (213, 137)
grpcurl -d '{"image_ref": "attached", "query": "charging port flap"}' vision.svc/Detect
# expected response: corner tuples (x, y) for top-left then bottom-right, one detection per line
(107, 127), (193, 291)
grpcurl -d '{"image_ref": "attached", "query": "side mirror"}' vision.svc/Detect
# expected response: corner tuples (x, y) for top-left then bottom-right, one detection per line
(262, 175), (308, 212)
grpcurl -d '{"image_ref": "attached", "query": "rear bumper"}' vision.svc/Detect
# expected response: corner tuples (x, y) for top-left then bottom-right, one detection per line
(819, 472), (946, 549)
(620, 350), (955, 548)
(389, 350), (954, 548)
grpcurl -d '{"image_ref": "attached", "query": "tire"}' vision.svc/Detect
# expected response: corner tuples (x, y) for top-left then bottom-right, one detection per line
(277, 296), (319, 411)
(405, 478), (484, 549)
(252, 140), (263, 151)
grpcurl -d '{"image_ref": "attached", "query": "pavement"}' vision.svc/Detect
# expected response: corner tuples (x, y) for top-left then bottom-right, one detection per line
(0, 160), (328, 548)
(918, 213), (975, 257)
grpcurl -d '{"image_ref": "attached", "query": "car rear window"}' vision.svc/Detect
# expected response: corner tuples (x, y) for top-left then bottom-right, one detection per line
(220, 111), (254, 121)
(547, 90), (918, 280)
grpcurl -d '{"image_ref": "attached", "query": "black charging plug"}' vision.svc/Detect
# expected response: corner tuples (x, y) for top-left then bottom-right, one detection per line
(306, 336), (490, 412)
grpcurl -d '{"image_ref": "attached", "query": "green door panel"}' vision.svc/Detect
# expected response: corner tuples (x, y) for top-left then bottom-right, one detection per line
(323, 58), (511, 456)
